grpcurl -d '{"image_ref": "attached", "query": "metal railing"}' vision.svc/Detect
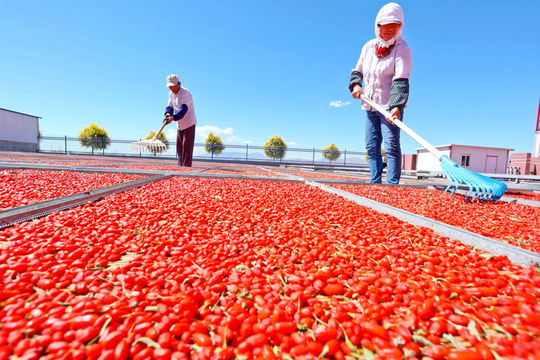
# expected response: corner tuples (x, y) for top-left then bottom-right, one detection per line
(37, 136), (368, 167)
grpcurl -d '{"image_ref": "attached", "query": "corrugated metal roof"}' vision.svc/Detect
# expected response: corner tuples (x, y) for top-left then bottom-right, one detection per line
(0, 107), (42, 119)
(415, 144), (514, 151)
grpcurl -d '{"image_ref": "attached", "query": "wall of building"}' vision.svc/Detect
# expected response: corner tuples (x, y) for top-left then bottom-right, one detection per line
(0, 140), (37, 152)
(416, 145), (511, 174)
(508, 153), (540, 175)
(531, 157), (540, 175)
(0, 109), (39, 152)
(534, 132), (540, 158)
(449, 146), (510, 174)
(416, 147), (450, 172)
(402, 154), (417, 170)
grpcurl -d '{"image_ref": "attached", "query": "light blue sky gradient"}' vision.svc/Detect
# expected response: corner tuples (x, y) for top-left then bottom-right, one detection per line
(1, 0), (539, 154)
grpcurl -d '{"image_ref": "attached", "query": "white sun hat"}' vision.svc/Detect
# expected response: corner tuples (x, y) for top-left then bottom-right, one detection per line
(166, 74), (179, 87)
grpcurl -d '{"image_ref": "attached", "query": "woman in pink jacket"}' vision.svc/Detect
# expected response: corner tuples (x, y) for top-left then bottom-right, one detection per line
(350, 3), (411, 184)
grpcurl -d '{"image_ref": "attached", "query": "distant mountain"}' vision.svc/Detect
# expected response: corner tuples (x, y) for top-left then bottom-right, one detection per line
(342, 157), (367, 165)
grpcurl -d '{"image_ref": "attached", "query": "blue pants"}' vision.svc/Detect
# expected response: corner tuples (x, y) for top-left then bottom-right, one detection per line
(365, 110), (403, 184)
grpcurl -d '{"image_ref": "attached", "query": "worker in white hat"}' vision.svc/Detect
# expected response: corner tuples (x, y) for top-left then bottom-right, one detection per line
(165, 74), (197, 167)
(349, 2), (411, 185)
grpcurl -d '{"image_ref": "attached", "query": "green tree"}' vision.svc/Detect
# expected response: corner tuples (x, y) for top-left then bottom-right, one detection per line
(78, 123), (111, 155)
(145, 130), (169, 156)
(263, 135), (287, 161)
(204, 133), (225, 157)
(323, 143), (341, 163)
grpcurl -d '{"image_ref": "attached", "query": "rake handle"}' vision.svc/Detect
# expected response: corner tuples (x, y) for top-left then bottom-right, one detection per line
(152, 120), (169, 140)
(360, 95), (444, 161)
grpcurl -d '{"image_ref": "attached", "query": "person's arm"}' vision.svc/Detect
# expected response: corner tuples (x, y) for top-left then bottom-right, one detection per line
(350, 43), (369, 99)
(164, 93), (174, 123)
(388, 44), (412, 120)
(165, 92), (174, 115)
(350, 71), (364, 99)
(164, 107), (173, 124)
(172, 104), (189, 120)
(388, 79), (409, 120)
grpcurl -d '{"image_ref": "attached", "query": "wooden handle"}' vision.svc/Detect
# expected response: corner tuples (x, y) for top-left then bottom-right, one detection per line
(153, 120), (168, 140)
(360, 95), (444, 160)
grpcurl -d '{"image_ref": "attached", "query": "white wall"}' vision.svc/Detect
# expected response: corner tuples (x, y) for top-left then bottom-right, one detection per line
(416, 146), (450, 172)
(0, 109), (39, 144)
(534, 132), (540, 157)
(416, 145), (511, 174)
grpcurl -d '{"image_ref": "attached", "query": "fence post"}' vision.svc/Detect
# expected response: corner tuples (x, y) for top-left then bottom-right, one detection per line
(140, 140), (142, 157)
(344, 149), (347, 166)
(279, 147), (282, 163)
(102, 137), (105, 155)
(65, 136), (67, 154)
(211, 143), (214, 160)
(312, 148), (315, 164)
(246, 144), (248, 161)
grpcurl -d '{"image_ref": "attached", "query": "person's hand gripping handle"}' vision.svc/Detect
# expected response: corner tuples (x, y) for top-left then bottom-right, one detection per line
(351, 84), (364, 100)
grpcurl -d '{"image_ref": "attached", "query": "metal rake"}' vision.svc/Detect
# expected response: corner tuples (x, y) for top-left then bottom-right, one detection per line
(361, 94), (507, 201)
(131, 120), (168, 153)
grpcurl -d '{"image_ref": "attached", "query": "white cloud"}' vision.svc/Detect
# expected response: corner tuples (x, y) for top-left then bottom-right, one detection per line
(165, 128), (177, 141)
(329, 101), (351, 108)
(242, 140), (253, 144)
(196, 125), (241, 143)
(288, 142), (297, 145)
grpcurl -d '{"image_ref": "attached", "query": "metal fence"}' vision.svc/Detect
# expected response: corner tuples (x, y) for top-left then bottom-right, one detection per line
(38, 136), (369, 167)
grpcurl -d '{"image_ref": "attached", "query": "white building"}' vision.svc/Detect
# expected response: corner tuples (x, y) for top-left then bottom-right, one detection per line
(415, 144), (514, 174)
(534, 100), (540, 157)
(0, 108), (41, 152)
(534, 131), (540, 158)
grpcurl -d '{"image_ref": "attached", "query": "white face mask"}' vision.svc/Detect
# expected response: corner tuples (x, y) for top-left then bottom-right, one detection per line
(374, 3), (404, 48)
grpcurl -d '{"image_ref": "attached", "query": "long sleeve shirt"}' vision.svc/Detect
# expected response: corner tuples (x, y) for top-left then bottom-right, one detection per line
(350, 36), (411, 112)
(166, 87), (197, 130)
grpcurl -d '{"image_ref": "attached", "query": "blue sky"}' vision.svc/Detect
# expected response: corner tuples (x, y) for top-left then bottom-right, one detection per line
(1, 0), (539, 155)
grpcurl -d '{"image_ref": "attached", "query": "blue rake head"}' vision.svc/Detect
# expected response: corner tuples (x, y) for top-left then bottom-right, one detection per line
(439, 155), (507, 201)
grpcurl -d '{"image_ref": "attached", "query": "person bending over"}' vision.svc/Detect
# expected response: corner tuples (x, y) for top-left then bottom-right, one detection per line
(164, 74), (197, 167)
